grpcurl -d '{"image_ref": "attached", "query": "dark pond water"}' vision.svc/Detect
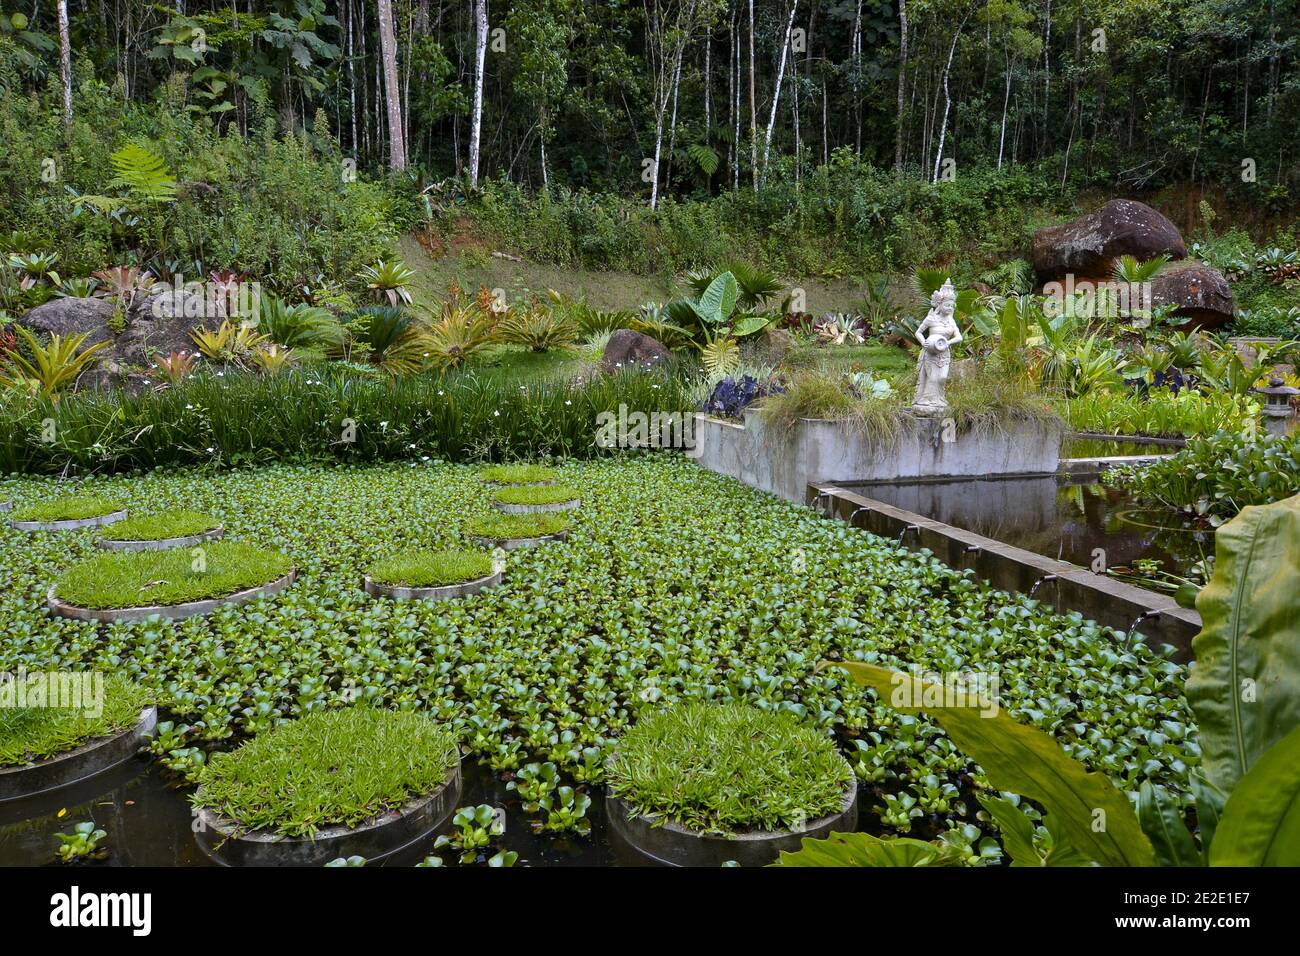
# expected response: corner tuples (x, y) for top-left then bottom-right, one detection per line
(849, 474), (1212, 584)
(1060, 436), (1181, 459)
(0, 757), (645, 867)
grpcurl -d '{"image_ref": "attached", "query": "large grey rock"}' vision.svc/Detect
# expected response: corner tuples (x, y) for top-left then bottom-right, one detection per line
(1150, 262), (1235, 331)
(119, 290), (225, 364)
(14, 297), (116, 346)
(601, 328), (672, 373)
(1033, 199), (1187, 284)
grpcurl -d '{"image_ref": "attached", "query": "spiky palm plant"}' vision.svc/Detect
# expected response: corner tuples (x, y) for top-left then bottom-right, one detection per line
(1, 328), (109, 397)
(498, 305), (579, 352)
(359, 259), (416, 307)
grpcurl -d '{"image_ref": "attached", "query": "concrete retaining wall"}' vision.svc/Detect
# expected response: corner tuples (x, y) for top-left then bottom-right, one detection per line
(694, 412), (1063, 503)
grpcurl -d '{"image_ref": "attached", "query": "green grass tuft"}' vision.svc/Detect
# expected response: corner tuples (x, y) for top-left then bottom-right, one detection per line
(492, 484), (580, 506)
(367, 549), (495, 587)
(11, 494), (125, 523)
(0, 674), (151, 767)
(478, 463), (559, 484)
(607, 703), (854, 834)
(98, 510), (221, 542)
(465, 512), (571, 539)
(192, 708), (460, 837)
(53, 540), (293, 609)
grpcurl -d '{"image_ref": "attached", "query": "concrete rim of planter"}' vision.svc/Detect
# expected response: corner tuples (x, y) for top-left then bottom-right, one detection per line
(194, 760), (462, 867)
(492, 498), (580, 514)
(10, 508), (128, 533)
(606, 777), (859, 868)
(470, 531), (568, 550)
(0, 707), (158, 803)
(363, 567), (502, 601)
(47, 569), (297, 623)
(0, 500), (11, 512)
(95, 525), (225, 552)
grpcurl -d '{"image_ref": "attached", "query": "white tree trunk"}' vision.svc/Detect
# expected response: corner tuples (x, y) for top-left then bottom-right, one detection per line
(469, 0), (489, 189)
(377, 0), (406, 171)
(761, 0), (799, 179)
(997, 49), (1011, 169)
(58, 0), (73, 130)
(931, 17), (966, 183)
(894, 0), (908, 171)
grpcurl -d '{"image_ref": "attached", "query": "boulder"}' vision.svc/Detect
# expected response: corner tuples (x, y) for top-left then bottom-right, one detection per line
(118, 290), (225, 364)
(1150, 263), (1235, 331)
(601, 329), (673, 373)
(14, 297), (116, 347)
(1033, 199), (1187, 284)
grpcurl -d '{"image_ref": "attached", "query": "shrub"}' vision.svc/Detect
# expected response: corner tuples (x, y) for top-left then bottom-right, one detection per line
(0, 674), (151, 766)
(367, 549), (494, 587)
(192, 709), (459, 837)
(607, 703), (854, 833)
(11, 494), (124, 522)
(53, 540), (292, 608)
(492, 484), (579, 506)
(465, 512), (571, 539)
(498, 305), (579, 352)
(97, 510), (221, 542)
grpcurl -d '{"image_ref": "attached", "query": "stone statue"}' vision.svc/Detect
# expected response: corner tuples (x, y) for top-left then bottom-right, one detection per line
(912, 279), (962, 415)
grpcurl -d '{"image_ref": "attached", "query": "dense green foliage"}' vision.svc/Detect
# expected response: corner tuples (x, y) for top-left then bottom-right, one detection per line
(53, 539), (292, 608)
(0, 674), (151, 766)
(367, 549), (495, 587)
(0, 364), (692, 474)
(0, 456), (1196, 843)
(1107, 431), (1300, 521)
(1063, 391), (1258, 439)
(491, 484), (580, 506)
(479, 463), (558, 484)
(608, 702), (854, 833)
(192, 708), (460, 837)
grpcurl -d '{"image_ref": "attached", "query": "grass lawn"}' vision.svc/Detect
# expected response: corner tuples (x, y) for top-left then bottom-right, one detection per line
(0, 456), (1196, 836)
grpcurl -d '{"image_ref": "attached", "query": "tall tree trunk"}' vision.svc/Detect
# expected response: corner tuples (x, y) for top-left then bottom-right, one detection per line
(762, 0), (799, 179)
(997, 48), (1011, 169)
(377, 0), (405, 170)
(932, 16), (968, 183)
(57, 0), (73, 131)
(469, 0), (489, 189)
(748, 0), (757, 189)
(894, 0), (908, 171)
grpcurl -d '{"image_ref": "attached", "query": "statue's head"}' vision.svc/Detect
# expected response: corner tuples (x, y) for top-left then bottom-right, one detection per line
(930, 279), (957, 314)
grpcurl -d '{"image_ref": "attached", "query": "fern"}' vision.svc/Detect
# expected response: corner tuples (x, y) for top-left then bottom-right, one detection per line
(108, 144), (178, 204)
(687, 143), (720, 176)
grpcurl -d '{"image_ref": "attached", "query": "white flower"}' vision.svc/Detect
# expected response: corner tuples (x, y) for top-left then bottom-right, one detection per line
(493, 410), (500, 417)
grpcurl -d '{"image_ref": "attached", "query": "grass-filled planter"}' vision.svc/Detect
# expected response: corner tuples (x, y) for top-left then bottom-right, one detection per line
(48, 541), (295, 623)
(9, 495), (127, 532)
(0, 676), (156, 802)
(606, 703), (858, 867)
(492, 484), (581, 514)
(95, 510), (224, 551)
(479, 463), (558, 487)
(466, 512), (571, 550)
(192, 709), (462, 866)
(364, 549), (502, 601)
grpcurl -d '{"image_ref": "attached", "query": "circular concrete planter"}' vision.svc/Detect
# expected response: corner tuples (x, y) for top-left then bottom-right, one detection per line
(0, 500), (10, 512)
(471, 531), (567, 551)
(0, 707), (157, 803)
(95, 525), (224, 552)
(485, 478), (556, 488)
(493, 498), (580, 514)
(364, 567), (502, 602)
(10, 508), (128, 533)
(194, 762), (462, 867)
(607, 782), (859, 868)
(47, 569), (297, 623)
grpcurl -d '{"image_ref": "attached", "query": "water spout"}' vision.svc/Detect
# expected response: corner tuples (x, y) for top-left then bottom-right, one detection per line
(1028, 573), (1059, 598)
(848, 506), (872, 528)
(1123, 609), (1162, 651)
(898, 524), (920, 547)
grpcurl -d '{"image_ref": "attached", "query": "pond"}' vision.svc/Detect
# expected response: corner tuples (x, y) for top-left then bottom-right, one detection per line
(846, 472), (1212, 587)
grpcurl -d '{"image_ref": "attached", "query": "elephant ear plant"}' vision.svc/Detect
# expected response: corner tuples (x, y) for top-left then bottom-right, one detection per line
(682, 271), (775, 378)
(779, 496), (1300, 867)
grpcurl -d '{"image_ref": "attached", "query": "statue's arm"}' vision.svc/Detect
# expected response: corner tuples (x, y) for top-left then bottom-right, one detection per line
(914, 316), (930, 346)
(949, 321), (963, 346)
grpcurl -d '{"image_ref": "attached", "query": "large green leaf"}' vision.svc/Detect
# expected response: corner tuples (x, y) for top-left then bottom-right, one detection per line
(1189, 771), (1226, 866)
(1137, 782), (1201, 867)
(1186, 496), (1300, 794)
(833, 662), (1155, 866)
(977, 794), (1042, 865)
(693, 271), (738, 324)
(772, 831), (963, 867)
(1208, 724), (1300, 866)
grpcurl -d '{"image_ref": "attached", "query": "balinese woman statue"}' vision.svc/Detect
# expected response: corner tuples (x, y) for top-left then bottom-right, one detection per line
(912, 279), (963, 415)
